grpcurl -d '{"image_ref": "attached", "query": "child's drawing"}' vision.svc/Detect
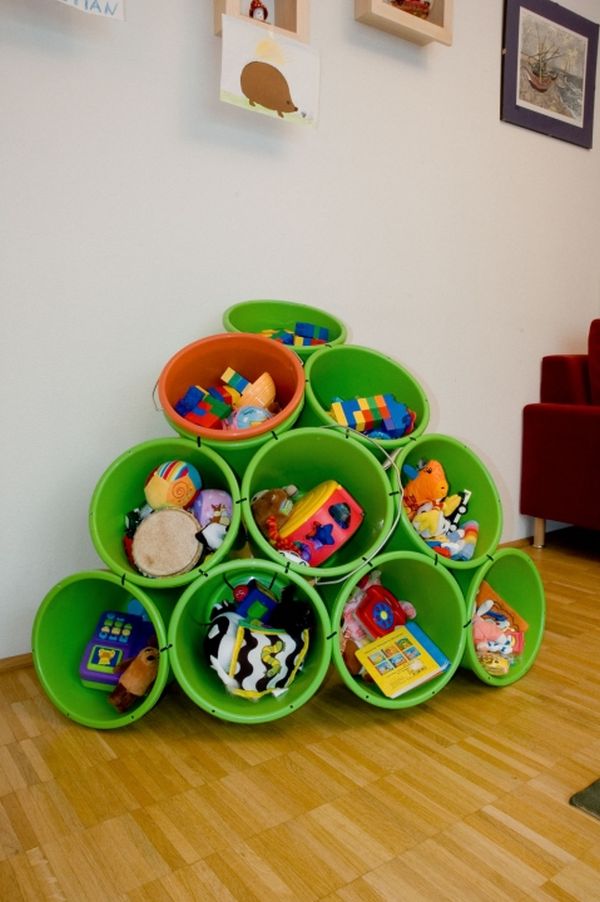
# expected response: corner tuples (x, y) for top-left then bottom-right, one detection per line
(220, 15), (320, 125)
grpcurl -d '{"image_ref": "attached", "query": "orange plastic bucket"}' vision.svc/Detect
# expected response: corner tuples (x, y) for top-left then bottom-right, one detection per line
(157, 332), (305, 443)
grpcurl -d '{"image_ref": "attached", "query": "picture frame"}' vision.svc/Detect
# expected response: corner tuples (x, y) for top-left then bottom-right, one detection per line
(501, 0), (599, 148)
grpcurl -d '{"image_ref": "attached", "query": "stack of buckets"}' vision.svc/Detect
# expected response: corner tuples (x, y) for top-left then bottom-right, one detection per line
(32, 299), (545, 728)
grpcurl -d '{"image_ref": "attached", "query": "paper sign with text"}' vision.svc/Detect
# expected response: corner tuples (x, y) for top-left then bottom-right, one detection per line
(55, 0), (125, 21)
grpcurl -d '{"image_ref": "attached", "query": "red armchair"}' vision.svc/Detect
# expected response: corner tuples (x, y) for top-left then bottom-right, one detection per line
(520, 319), (600, 546)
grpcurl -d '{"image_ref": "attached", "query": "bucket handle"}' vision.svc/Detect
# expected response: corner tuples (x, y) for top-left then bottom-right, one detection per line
(314, 425), (404, 589)
(152, 380), (163, 412)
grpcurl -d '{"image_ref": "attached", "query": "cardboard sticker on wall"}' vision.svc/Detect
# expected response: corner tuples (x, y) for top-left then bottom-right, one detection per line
(55, 0), (125, 20)
(220, 15), (320, 126)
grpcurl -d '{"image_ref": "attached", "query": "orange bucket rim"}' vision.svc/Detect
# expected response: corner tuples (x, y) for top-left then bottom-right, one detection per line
(157, 332), (305, 441)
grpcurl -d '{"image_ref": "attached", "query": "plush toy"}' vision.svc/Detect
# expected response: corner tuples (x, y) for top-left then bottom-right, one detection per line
(144, 460), (202, 510)
(472, 580), (528, 673)
(402, 460), (449, 519)
(251, 485), (298, 535)
(204, 603), (309, 700)
(108, 646), (160, 712)
(192, 489), (233, 551)
(403, 460), (479, 561)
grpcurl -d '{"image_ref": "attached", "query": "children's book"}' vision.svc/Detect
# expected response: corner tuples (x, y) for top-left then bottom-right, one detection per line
(355, 621), (450, 698)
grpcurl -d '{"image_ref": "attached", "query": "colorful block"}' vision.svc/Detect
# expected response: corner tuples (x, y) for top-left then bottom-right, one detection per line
(175, 385), (206, 416)
(221, 367), (250, 394)
(295, 322), (329, 342)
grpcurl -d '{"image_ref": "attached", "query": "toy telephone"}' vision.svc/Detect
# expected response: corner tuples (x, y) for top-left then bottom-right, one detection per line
(79, 610), (155, 690)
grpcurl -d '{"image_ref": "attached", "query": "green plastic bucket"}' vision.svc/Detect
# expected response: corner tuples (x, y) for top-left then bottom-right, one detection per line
(157, 332), (305, 478)
(386, 433), (503, 571)
(90, 438), (241, 589)
(453, 548), (545, 686)
(299, 344), (430, 460)
(168, 559), (332, 723)
(330, 551), (466, 709)
(241, 427), (396, 580)
(32, 570), (176, 729)
(222, 299), (347, 361)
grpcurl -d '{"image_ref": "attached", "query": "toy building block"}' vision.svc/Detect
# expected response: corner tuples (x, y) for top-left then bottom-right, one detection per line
(235, 579), (279, 621)
(273, 329), (294, 344)
(175, 385), (206, 416)
(295, 322), (329, 342)
(221, 367), (250, 395)
(382, 395), (416, 438)
(206, 386), (233, 419)
(185, 404), (221, 429)
(261, 328), (294, 345)
(330, 398), (360, 428)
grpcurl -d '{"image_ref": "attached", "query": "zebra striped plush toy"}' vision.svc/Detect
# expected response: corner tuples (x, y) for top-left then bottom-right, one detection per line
(204, 592), (311, 700)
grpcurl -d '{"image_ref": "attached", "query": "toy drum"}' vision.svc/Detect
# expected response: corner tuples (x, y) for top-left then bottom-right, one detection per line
(131, 508), (204, 578)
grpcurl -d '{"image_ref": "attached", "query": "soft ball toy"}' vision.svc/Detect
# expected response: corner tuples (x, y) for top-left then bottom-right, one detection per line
(144, 460), (202, 510)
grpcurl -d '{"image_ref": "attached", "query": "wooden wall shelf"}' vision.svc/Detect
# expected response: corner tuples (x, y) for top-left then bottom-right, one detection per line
(354, 0), (452, 46)
(214, 0), (310, 43)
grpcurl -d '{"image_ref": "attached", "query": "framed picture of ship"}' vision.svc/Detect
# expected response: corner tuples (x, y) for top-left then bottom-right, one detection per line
(501, 0), (599, 148)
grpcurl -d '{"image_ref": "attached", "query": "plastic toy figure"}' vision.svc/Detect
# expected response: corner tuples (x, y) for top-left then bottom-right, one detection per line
(249, 0), (268, 22)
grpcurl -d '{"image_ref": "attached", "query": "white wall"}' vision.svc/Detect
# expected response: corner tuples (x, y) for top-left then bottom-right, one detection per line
(2, 0), (599, 659)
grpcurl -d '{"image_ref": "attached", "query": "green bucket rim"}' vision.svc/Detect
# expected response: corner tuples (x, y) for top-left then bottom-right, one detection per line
(303, 344), (430, 451)
(168, 558), (332, 723)
(31, 570), (171, 729)
(456, 548), (546, 686)
(240, 427), (396, 580)
(330, 551), (467, 709)
(222, 299), (348, 360)
(391, 433), (503, 570)
(89, 437), (241, 589)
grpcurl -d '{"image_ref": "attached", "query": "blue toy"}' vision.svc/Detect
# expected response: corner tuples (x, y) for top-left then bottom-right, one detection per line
(79, 610), (156, 690)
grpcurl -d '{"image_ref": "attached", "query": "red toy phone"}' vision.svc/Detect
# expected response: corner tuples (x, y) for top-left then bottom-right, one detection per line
(356, 585), (408, 637)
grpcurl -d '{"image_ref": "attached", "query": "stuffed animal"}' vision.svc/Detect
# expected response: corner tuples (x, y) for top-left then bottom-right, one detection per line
(251, 485), (298, 535)
(108, 646), (160, 712)
(204, 605), (309, 700)
(403, 461), (479, 561)
(402, 460), (449, 520)
(192, 489), (233, 551)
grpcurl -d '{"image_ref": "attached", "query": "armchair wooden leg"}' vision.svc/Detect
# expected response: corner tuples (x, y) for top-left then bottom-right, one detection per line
(533, 518), (545, 548)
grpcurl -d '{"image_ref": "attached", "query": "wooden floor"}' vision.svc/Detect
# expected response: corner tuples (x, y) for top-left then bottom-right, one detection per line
(2, 529), (600, 901)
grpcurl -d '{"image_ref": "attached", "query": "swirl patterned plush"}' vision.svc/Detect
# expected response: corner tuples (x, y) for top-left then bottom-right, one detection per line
(144, 460), (202, 510)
